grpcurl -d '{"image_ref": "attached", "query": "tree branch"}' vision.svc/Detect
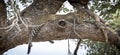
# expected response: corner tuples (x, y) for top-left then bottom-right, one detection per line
(2, 12), (120, 54)
(0, 0), (120, 54)
(0, 0), (65, 54)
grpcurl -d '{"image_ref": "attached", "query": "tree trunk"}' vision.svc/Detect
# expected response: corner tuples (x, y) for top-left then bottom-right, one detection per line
(0, 0), (9, 54)
(0, 0), (120, 54)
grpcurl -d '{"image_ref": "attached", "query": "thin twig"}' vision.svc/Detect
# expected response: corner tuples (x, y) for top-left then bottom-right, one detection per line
(27, 36), (33, 55)
(73, 39), (81, 55)
(67, 31), (72, 55)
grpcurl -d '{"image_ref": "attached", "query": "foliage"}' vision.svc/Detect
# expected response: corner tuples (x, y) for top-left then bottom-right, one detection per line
(5, 0), (33, 19)
(90, 0), (120, 29)
(81, 40), (120, 55)
(84, 0), (120, 55)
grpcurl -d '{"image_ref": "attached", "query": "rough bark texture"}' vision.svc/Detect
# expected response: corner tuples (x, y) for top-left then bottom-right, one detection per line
(0, 0), (65, 54)
(0, 0), (9, 54)
(0, 0), (120, 54)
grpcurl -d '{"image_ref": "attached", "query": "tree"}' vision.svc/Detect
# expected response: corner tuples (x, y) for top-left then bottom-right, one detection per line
(0, 0), (120, 55)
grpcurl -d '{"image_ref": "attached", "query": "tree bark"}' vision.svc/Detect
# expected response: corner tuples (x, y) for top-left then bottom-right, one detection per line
(0, 0), (120, 54)
(0, 0), (65, 54)
(0, 0), (9, 54)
